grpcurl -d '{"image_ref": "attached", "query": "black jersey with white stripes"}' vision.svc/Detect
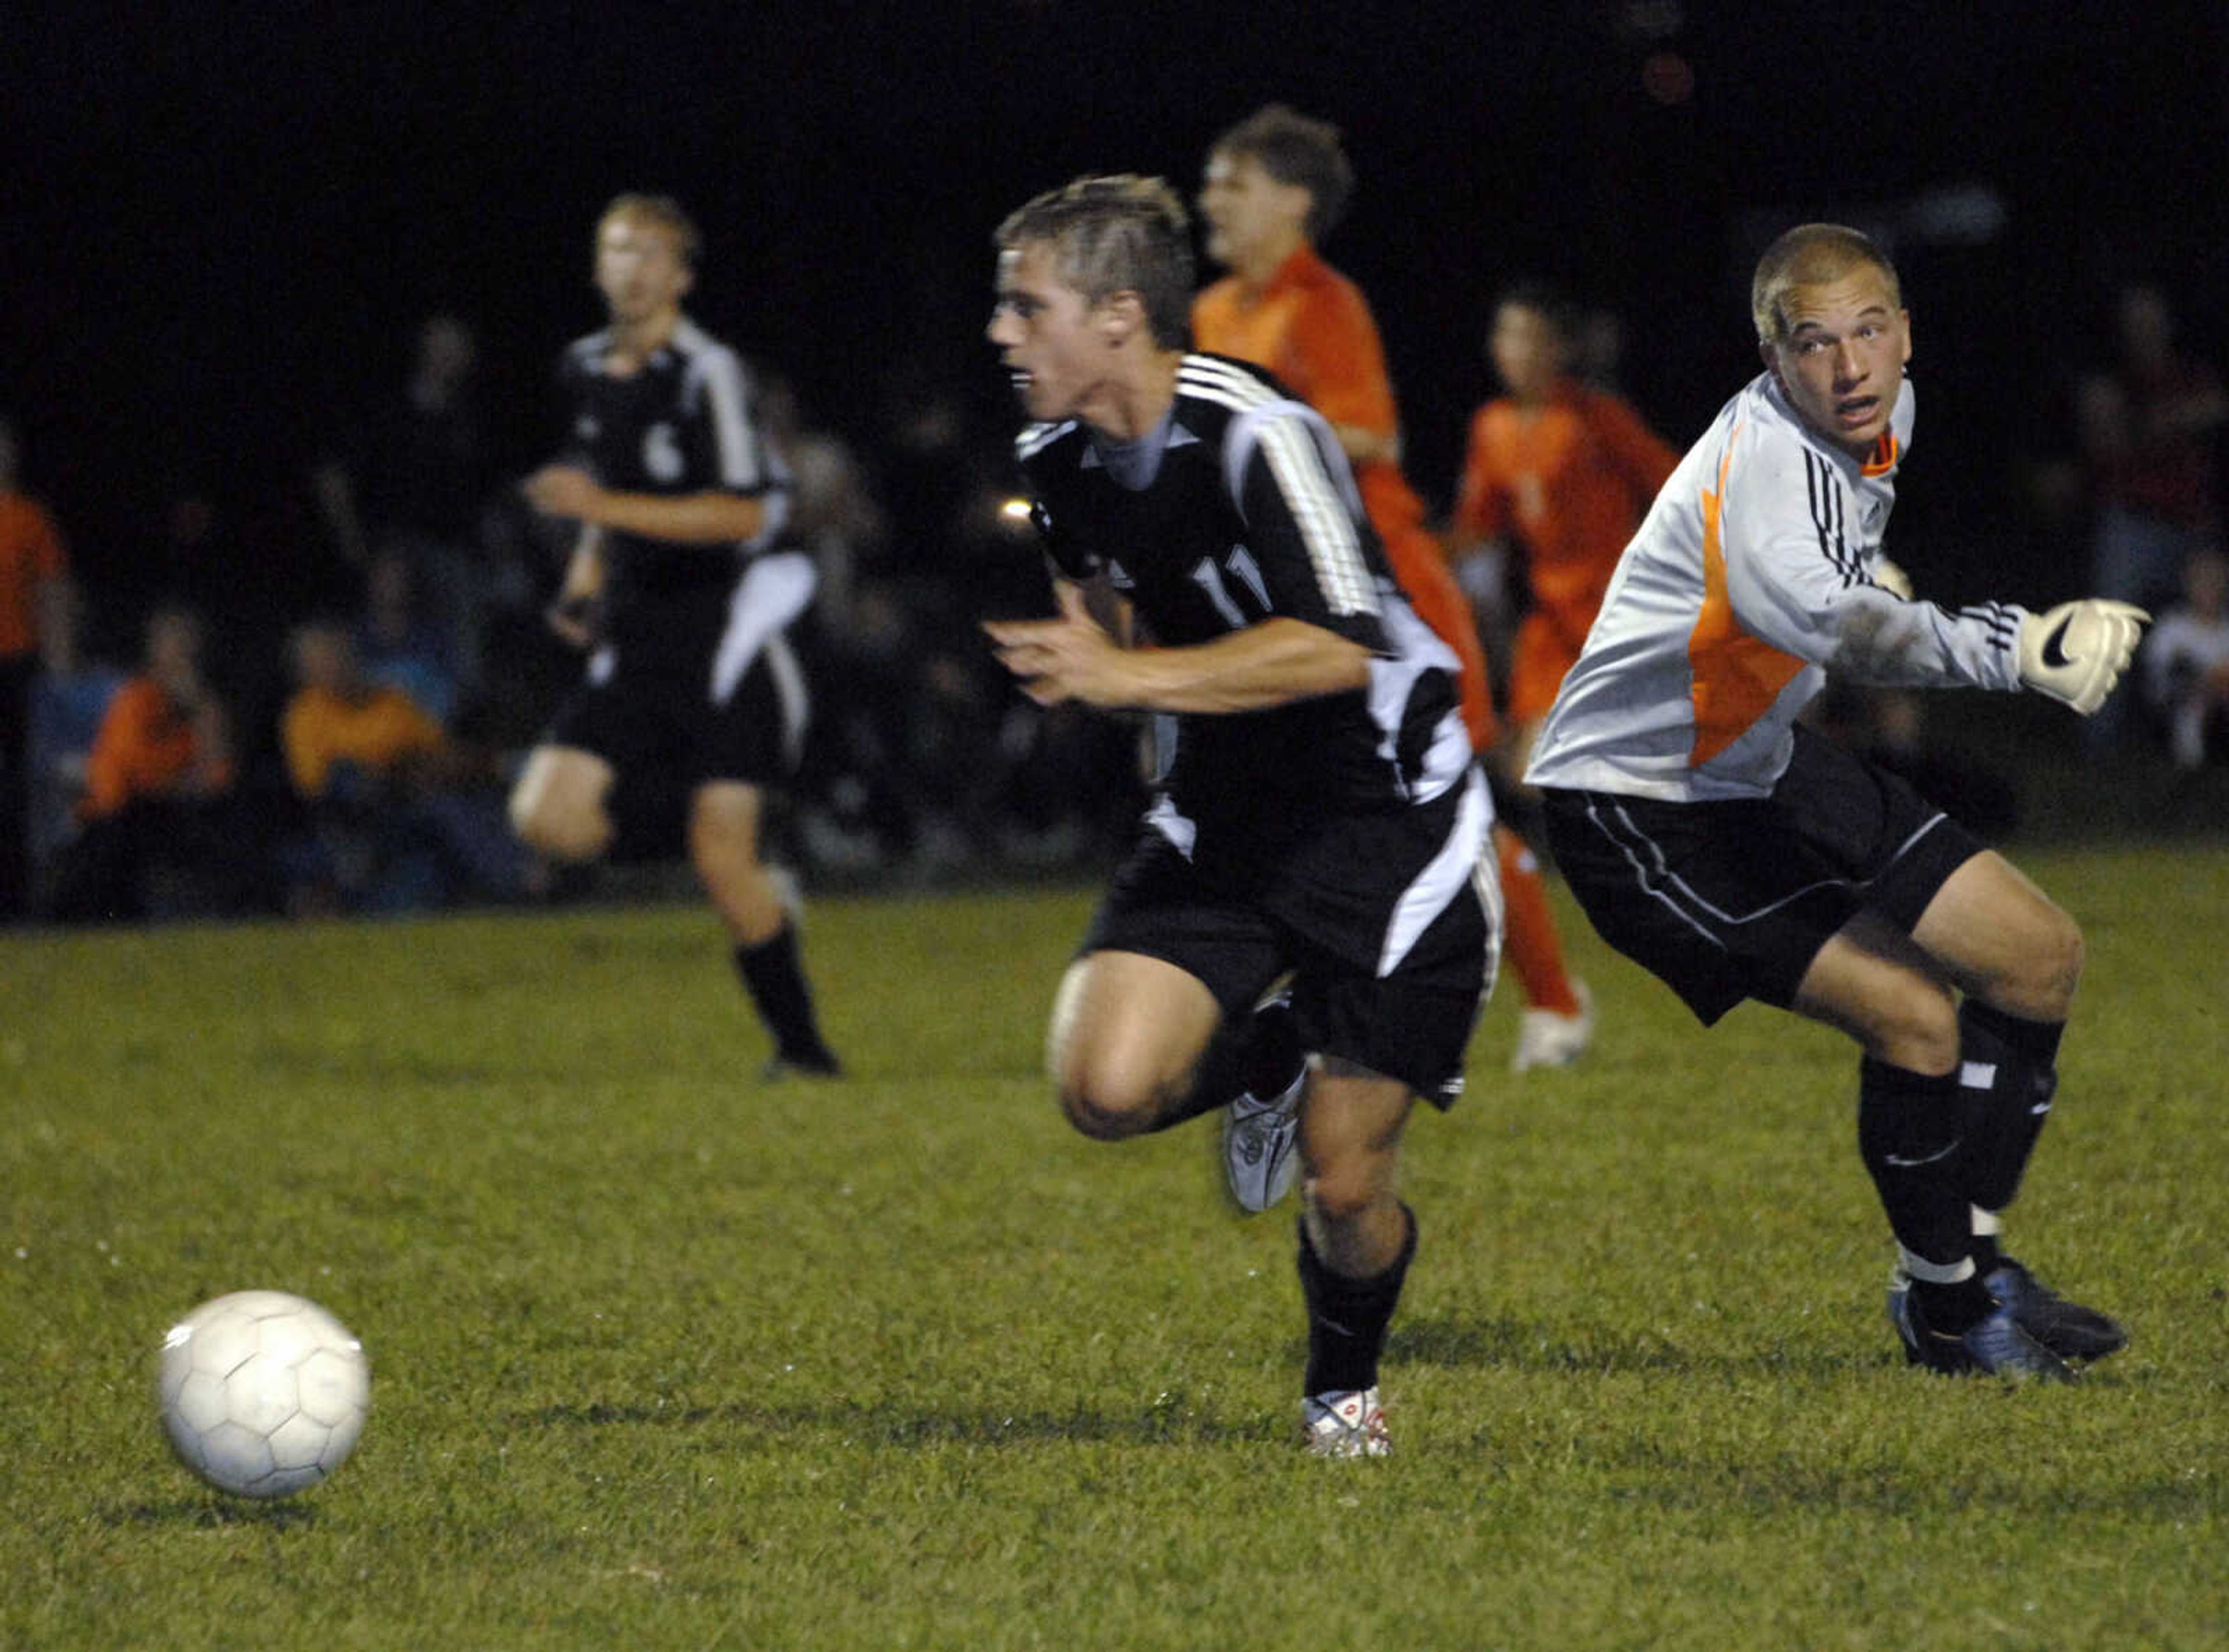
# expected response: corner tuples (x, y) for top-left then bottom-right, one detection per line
(557, 317), (792, 662)
(1016, 353), (1470, 830)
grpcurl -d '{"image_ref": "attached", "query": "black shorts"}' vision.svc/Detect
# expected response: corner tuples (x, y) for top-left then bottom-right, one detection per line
(546, 636), (809, 792)
(1541, 726), (1984, 1025)
(1083, 770), (1499, 1107)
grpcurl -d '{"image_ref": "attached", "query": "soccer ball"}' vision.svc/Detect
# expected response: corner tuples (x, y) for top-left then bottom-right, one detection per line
(156, 1290), (370, 1499)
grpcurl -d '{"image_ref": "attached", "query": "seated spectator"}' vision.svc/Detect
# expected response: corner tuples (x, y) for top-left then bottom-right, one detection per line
(279, 621), (532, 912)
(48, 607), (265, 921)
(25, 582), (124, 900)
(354, 546), (461, 726)
(2142, 546), (2229, 769)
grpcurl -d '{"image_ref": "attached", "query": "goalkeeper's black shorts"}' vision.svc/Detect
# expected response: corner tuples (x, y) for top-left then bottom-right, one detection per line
(1540, 726), (1985, 1026)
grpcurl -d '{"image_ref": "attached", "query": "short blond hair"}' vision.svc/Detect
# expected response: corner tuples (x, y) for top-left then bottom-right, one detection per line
(597, 193), (702, 270)
(1751, 223), (1900, 345)
(995, 174), (1195, 350)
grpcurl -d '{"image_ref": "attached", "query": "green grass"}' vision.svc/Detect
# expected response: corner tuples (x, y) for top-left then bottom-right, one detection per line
(3, 843), (2224, 1650)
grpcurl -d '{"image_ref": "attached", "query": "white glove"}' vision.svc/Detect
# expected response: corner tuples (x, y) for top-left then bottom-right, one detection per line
(1871, 557), (1913, 600)
(2017, 599), (2150, 716)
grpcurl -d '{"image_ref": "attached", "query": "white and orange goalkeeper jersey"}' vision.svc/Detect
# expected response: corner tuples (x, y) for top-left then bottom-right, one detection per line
(1525, 373), (2026, 802)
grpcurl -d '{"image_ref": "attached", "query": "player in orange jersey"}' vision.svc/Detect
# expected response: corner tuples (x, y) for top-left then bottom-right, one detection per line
(1193, 105), (1594, 1077)
(1452, 283), (1680, 789)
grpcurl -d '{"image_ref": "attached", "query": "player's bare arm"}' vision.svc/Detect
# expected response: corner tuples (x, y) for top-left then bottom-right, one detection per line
(521, 464), (767, 544)
(986, 580), (1369, 712)
(545, 527), (607, 648)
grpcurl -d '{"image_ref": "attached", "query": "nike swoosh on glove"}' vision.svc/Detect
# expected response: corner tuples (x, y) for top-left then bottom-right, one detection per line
(2017, 599), (2149, 715)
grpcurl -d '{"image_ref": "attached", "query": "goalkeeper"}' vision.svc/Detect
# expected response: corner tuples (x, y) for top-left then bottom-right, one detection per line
(1526, 223), (2144, 1382)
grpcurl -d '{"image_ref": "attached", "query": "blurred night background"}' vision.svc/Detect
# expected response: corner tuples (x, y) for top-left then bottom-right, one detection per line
(3, 1), (2225, 913)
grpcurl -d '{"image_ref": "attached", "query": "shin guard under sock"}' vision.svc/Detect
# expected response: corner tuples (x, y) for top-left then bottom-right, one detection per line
(1857, 1058), (1974, 1280)
(1957, 1000), (2065, 1215)
(1298, 1203), (1418, 1395)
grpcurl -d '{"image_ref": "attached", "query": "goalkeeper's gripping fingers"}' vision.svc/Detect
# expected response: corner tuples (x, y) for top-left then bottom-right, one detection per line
(2017, 599), (2150, 716)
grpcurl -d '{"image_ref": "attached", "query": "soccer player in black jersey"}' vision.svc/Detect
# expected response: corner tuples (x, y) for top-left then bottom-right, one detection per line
(510, 194), (840, 1078)
(983, 176), (1500, 1456)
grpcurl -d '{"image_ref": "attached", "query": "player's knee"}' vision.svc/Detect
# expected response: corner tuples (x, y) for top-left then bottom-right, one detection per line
(688, 802), (756, 865)
(1300, 1163), (1381, 1228)
(1056, 1086), (1157, 1142)
(1052, 1055), (1171, 1142)
(508, 788), (608, 863)
(2007, 907), (2084, 1019)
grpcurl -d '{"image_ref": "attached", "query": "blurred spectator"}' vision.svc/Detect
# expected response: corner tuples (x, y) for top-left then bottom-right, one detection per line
(2141, 546), (2229, 770)
(311, 313), (502, 704)
(2078, 284), (2226, 614)
(24, 581), (124, 897)
(48, 607), (266, 922)
(1571, 305), (1628, 392)
(867, 347), (1073, 874)
(0, 416), (75, 917)
(354, 546), (461, 727)
(279, 621), (531, 913)
(2076, 283), (2225, 753)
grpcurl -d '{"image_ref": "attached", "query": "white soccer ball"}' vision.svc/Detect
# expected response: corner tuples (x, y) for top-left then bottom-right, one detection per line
(156, 1290), (370, 1499)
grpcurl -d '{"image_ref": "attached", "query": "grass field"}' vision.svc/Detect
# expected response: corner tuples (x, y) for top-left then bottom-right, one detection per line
(3, 842), (2224, 1650)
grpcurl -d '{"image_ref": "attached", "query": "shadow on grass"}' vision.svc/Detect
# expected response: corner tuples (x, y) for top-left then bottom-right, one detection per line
(97, 1496), (324, 1529)
(518, 1393), (1283, 1448)
(1577, 1440), (2219, 1521)
(1384, 1312), (1886, 1378)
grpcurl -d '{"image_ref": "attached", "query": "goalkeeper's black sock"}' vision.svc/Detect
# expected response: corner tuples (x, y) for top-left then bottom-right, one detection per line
(1957, 1000), (2065, 1214)
(1913, 1272), (1996, 1336)
(1858, 1058), (1983, 1325)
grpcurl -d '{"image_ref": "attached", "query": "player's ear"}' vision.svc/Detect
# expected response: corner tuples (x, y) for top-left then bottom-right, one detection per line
(1099, 290), (1145, 347)
(1758, 334), (1784, 387)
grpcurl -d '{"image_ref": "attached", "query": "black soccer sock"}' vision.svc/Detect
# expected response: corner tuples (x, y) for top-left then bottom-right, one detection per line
(1858, 1058), (1978, 1298)
(1298, 1204), (1417, 1396)
(1155, 995), (1304, 1132)
(1957, 1000), (2065, 1218)
(734, 924), (838, 1066)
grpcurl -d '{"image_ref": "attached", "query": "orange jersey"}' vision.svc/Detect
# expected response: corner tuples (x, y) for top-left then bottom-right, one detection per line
(1194, 247), (1495, 749)
(1455, 382), (1678, 636)
(80, 678), (230, 819)
(0, 490), (69, 659)
(282, 684), (445, 800)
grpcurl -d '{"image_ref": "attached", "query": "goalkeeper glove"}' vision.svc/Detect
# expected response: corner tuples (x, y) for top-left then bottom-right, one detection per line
(1870, 557), (1913, 600)
(2017, 599), (2149, 716)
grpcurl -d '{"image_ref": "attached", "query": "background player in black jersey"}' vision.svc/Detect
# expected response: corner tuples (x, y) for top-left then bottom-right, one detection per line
(510, 193), (841, 1078)
(983, 176), (1499, 1457)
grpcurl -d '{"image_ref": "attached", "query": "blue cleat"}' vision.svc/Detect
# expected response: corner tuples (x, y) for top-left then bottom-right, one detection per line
(1983, 1258), (2127, 1363)
(1889, 1270), (2076, 1383)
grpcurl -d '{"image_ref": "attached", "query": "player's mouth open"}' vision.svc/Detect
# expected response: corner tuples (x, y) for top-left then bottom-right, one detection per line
(1837, 396), (1877, 423)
